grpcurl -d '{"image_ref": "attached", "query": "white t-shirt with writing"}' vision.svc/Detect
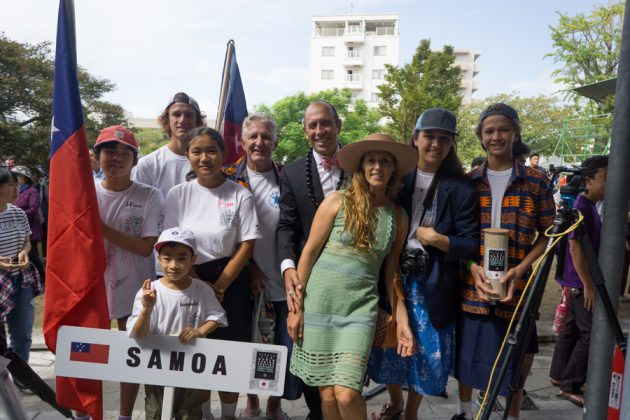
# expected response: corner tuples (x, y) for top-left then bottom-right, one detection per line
(132, 145), (190, 199)
(0, 204), (31, 275)
(246, 167), (284, 301)
(163, 179), (261, 265)
(127, 278), (227, 337)
(96, 181), (164, 319)
(487, 168), (512, 229)
(406, 169), (436, 251)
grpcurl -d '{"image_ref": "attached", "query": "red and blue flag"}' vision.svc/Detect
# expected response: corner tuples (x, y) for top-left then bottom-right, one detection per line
(44, 1), (109, 418)
(70, 342), (110, 364)
(220, 46), (248, 165)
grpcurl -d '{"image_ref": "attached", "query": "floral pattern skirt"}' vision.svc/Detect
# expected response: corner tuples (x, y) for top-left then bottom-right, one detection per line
(367, 271), (455, 395)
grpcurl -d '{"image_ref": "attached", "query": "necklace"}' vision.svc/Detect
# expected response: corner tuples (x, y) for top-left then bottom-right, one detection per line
(305, 148), (345, 208)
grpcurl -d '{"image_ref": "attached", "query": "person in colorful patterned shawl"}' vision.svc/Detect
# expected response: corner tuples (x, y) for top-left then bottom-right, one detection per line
(453, 103), (555, 420)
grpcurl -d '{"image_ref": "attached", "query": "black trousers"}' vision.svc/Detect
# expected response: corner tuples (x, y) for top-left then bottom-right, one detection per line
(549, 290), (592, 393)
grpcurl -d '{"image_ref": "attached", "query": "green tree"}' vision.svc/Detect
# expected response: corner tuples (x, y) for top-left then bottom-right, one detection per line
(258, 88), (381, 164)
(378, 39), (463, 142)
(546, 1), (624, 112)
(457, 94), (577, 165)
(0, 33), (127, 169)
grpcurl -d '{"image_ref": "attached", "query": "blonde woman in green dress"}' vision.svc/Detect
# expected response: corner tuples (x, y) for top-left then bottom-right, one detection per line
(287, 134), (417, 419)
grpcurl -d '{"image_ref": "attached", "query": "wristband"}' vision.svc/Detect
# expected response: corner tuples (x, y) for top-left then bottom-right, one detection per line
(465, 260), (475, 271)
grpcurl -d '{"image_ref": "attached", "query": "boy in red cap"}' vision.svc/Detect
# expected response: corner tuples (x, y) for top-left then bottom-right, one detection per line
(94, 125), (164, 420)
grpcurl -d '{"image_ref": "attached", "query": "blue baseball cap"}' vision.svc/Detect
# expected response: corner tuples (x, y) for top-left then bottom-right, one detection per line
(415, 108), (458, 136)
(478, 103), (520, 126)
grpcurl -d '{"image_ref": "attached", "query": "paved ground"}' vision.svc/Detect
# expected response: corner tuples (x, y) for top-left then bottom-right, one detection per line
(7, 269), (630, 419)
(11, 341), (587, 420)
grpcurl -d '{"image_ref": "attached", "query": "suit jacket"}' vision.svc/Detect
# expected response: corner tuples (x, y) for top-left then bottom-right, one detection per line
(276, 152), (325, 265)
(401, 170), (480, 328)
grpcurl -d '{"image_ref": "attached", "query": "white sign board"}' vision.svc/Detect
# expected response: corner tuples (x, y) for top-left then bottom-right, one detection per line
(55, 326), (287, 396)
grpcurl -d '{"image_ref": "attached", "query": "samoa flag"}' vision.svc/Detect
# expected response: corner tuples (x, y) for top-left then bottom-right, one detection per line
(44, 1), (109, 418)
(220, 46), (248, 165)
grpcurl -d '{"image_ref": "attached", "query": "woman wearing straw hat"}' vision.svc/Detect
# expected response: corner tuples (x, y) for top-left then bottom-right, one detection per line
(367, 108), (480, 420)
(287, 133), (416, 419)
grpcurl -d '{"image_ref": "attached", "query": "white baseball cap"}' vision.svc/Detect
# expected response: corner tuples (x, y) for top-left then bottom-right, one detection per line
(154, 227), (197, 254)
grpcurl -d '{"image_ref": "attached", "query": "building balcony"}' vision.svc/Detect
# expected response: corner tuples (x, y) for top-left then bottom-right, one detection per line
(343, 51), (363, 67)
(343, 30), (365, 44)
(344, 74), (363, 90)
(473, 63), (480, 76)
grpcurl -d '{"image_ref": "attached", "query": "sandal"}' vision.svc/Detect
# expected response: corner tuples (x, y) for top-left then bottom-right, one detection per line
(371, 402), (403, 420)
(239, 408), (262, 417)
(265, 409), (289, 420)
(550, 378), (561, 387)
(557, 391), (584, 407)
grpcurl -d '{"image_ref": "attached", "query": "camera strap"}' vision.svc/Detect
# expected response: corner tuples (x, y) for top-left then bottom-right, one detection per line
(418, 173), (439, 227)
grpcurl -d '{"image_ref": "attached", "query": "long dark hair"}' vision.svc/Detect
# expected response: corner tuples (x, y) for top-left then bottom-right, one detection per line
(409, 129), (465, 177)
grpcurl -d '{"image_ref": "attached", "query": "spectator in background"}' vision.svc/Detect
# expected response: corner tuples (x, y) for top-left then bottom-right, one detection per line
(31, 166), (48, 258)
(549, 155), (608, 407)
(89, 147), (104, 181)
(11, 166), (45, 283)
(529, 152), (549, 177)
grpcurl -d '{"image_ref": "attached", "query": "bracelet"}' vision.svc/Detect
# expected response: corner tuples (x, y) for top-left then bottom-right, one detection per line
(465, 260), (475, 271)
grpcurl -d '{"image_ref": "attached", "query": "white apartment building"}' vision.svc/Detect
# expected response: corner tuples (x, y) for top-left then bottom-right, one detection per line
(452, 49), (480, 104)
(309, 14), (400, 108)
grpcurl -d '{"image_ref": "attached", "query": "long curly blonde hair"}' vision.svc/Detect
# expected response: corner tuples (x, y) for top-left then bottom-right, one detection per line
(343, 156), (401, 254)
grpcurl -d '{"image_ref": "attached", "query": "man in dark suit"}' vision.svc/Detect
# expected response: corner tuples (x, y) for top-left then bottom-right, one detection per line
(276, 100), (344, 420)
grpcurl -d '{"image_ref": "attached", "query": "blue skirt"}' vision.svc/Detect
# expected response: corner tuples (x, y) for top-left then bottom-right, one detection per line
(455, 313), (539, 397)
(367, 272), (455, 395)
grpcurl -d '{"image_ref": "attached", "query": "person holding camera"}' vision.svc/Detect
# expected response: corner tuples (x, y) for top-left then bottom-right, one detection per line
(549, 155), (608, 407)
(367, 109), (479, 420)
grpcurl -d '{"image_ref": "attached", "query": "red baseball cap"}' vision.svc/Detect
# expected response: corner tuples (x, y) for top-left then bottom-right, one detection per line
(96, 125), (138, 151)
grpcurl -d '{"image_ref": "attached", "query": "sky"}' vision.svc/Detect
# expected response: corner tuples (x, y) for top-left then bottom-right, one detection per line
(0, 0), (604, 120)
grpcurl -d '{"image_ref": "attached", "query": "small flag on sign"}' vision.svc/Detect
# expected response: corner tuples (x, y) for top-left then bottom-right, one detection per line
(70, 342), (110, 364)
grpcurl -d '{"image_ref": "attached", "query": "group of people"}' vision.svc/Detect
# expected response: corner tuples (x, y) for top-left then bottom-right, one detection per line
(0, 91), (613, 420)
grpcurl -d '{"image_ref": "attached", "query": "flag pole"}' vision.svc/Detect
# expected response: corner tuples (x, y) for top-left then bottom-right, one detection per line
(216, 39), (235, 131)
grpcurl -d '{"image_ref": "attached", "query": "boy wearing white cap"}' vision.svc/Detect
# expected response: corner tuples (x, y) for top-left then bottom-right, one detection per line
(93, 125), (164, 420)
(128, 227), (227, 419)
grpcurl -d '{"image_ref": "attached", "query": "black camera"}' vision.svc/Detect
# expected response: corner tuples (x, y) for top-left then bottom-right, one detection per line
(399, 248), (430, 277)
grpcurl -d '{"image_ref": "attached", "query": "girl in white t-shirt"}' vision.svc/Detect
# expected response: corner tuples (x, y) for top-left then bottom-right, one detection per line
(163, 127), (261, 419)
(93, 125), (164, 420)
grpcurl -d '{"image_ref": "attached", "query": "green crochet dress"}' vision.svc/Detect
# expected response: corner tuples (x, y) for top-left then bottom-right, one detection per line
(290, 198), (396, 391)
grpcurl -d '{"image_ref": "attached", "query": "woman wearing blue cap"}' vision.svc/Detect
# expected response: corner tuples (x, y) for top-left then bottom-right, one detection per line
(453, 103), (555, 420)
(368, 108), (479, 420)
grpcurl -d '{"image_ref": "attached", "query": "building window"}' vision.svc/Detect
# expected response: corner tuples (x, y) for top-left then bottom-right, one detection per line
(346, 70), (361, 82)
(346, 47), (361, 58)
(321, 70), (334, 80)
(322, 46), (335, 57)
(372, 69), (385, 79)
(374, 46), (387, 56)
(371, 93), (380, 102)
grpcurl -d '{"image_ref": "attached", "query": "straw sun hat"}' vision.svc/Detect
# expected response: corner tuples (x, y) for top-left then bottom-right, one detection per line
(337, 133), (418, 175)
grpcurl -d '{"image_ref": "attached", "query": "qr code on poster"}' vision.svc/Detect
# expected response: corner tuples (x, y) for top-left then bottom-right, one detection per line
(249, 350), (279, 392)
